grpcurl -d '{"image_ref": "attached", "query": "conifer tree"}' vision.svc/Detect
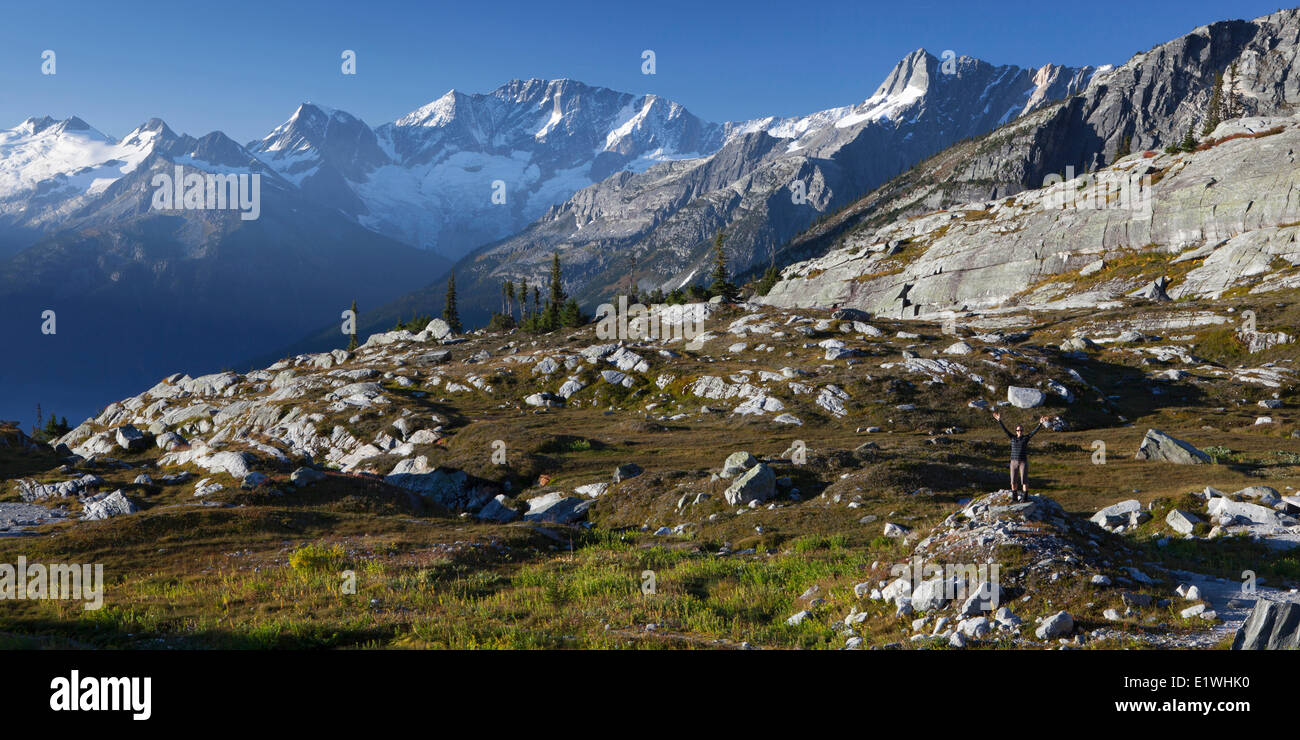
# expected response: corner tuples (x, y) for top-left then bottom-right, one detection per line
(559, 298), (584, 328)
(708, 230), (738, 300)
(1114, 135), (1132, 161)
(1202, 72), (1224, 136)
(443, 271), (462, 333)
(1225, 63), (1241, 119)
(546, 252), (565, 328)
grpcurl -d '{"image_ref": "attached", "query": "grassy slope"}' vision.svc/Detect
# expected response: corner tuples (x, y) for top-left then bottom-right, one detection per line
(1, 293), (1298, 650)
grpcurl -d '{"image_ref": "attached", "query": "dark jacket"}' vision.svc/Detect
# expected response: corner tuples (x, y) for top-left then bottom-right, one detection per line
(997, 419), (1041, 461)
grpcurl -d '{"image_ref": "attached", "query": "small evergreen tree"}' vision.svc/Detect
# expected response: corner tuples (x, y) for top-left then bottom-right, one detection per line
(1225, 63), (1241, 119)
(707, 230), (738, 300)
(545, 252), (565, 329)
(755, 265), (782, 297)
(487, 312), (517, 332)
(34, 412), (69, 443)
(1202, 72), (1224, 136)
(1113, 135), (1132, 162)
(443, 271), (462, 333)
(559, 298), (585, 328)
(1180, 123), (1198, 152)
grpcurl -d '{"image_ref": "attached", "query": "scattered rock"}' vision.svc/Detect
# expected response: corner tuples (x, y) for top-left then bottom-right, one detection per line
(1134, 428), (1210, 464)
(1165, 508), (1201, 535)
(1034, 611), (1074, 640)
(1091, 499), (1141, 527)
(786, 610), (812, 626)
(114, 425), (149, 452)
(723, 463), (776, 506)
(1006, 387), (1045, 409)
(720, 451), (759, 479)
(613, 463), (643, 483)
(290, 467), (328, 488)
(477, 494), (520, 523)
(883, 522), (909, 538)
(81, 490), (138, 520)
(524, 492), (590, 524)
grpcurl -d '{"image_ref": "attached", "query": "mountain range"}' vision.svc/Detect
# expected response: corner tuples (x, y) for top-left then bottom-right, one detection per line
(0, 46), (1099, 422)
(8, 7), (1298, 426)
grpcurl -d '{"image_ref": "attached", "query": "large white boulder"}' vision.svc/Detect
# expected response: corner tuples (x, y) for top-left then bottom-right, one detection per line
(1006, 387), (1045, 408)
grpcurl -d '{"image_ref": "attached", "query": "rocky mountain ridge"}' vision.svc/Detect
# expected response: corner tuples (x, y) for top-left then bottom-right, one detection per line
(339, 51), (1095, 336)
(760, 113), (1300, 318)
(764, 8), (1300, 284)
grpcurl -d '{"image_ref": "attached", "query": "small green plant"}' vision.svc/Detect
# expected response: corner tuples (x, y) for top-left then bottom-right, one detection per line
(289, 544), (347, 573)
(1270, 450), (1300, 465)
(540, 436), (595, 453)
(1203, 445), (1233, 464)
(393, 312), (433, 332)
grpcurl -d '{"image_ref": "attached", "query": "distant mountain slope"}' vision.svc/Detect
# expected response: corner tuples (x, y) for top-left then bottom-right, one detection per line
(0, 115), (447, 423)
(248, 80), (726, 260)
(758, 8), (1300, 318)
(766, 8), (1300, 277)
(347, 50), (1095, 335)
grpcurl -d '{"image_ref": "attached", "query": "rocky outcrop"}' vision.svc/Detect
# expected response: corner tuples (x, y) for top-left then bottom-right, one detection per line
(1231, 599), (1300, 650)
(1134, 429), (1210, 464)
(1166, 508), (1201, 534)
(81, 490), (138, 521)
(760, 10), (1300, 318)
(723, 463), (777, 506)
(523, 492), (590, 524)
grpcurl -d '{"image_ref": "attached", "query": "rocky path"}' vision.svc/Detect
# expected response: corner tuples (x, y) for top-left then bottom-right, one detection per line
(0, 502), (68, 537)
(1161, 569), (1300, 648)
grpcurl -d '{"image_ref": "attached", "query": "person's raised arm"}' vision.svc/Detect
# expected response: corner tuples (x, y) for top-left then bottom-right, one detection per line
(992, 410), (1012, 438)
(1026, 417), (1048, 439)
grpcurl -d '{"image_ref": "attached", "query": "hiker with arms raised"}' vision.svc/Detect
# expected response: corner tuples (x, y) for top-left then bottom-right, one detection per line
(991, 410), (1051, 501)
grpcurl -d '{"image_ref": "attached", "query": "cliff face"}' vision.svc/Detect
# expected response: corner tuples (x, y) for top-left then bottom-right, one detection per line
(760, 115), (1300, 316)
(767, 9), (1300, 283)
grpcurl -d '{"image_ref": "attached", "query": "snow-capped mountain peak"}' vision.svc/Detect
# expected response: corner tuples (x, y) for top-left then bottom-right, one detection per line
(250, 103), (389, 184)
(0, 115), (151, 207)
(393, 90), (462, 128)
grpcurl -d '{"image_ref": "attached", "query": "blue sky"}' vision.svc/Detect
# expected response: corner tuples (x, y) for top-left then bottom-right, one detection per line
(0, 0), (1287, 142)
